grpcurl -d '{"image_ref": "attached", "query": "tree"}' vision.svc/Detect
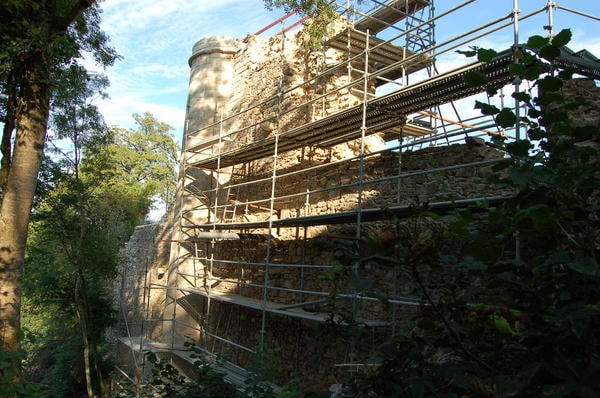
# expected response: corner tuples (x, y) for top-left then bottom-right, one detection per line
(23, 110), (177, 396)
(101, 112), (179, 208)
(46, 63), (112, 398)
(0, 1), (117, 383)
(263, 0), (338, 48)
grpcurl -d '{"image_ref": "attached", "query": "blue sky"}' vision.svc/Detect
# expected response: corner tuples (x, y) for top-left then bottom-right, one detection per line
(95, 0), (286, 141)
(94, 0), (600, 144)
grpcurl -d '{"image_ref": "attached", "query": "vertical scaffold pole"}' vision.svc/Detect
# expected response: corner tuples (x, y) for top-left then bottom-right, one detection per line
(513, 0), (521, 141)
(260, 28), (287, 348)
(513, 0), (522, 263)
(349, 27), (370, 363)
(169, 122), (192, 351)
(205, 111), (225, 349)
(547, 0), (556, 38)
(346, 2), (353, 109)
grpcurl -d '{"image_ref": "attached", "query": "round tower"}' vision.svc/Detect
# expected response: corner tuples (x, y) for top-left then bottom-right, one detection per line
(184, 36), (238, 150)
(163, 37), (238, 349)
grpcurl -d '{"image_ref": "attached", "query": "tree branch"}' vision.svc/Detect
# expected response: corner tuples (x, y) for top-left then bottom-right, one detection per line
(410, 262), (494, 373)
(51, 0), (98, 35)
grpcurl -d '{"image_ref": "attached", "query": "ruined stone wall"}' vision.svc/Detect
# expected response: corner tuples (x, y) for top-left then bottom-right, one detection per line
(213, 22), (383, 185)
(117, 23), (519, 390)
(175, 29), (513, 384)
(183, 139), (511, 388)
(114, 221), (171, 341)
(115, 146), (509, 388)
(225, 140), (509, 230)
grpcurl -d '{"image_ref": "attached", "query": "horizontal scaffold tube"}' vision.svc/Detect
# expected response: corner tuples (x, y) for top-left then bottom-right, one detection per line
(192, 232), (272, 240)
(189, 195), (515, 230)
(165, 232), (273, 241)
(189, 49), (515, 169)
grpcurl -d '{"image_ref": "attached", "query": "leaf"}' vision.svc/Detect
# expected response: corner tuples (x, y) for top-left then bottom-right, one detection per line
(558, 68), (574, 80)
(478, 48), (498, 62)
(464, 70), (490, 86)
(506, 139), (533, 157)
(508, 168), (535, 186)
(539, 44), (561, 61)
(509, 309), (522, 318)
(509, 62), (526, 76)
(145, 351), (160, 366)
(514, 47), (525, 60)
(515, 204), (555, 231)
(524, 64), (544, 81)
(456, 49), (477, 58)
(552, 29), (572, 47)
(475, 100), (500, 115)
(538, 76), (563, 92)
(495, 108), (517, 128)
(527, 108), (543, 119)
(568, 257), (599, 277)
(527, 35), (549, 49)
(512, 91), (531, 103)
(489, 313), (515, 335)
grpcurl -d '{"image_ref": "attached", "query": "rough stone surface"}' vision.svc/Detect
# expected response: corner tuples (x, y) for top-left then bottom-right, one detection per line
(116, 23), (532, 390)
(113, 222), (171, 341)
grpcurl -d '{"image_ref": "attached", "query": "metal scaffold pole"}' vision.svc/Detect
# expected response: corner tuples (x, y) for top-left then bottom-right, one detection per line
(111, 0), (600, 391)
(513, 0), (521, 141)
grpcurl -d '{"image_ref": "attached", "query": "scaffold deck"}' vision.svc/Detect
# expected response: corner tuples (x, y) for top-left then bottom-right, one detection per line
(189, 50), (514, 169)
(354, 0), (431, 34)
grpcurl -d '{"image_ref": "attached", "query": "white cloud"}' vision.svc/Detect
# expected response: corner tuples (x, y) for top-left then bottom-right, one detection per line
(130, 64), (189, 80)
(87, 0), (600, 150)
(100, 0), (240, 33)
(98, 94), (185, 137)
(89, 0), (278, 138)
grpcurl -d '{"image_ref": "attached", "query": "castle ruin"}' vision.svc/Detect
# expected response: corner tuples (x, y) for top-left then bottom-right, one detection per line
(114, 0), (600, 391)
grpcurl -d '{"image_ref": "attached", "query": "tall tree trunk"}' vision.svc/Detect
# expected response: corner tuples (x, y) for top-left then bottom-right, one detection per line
(0, 2), (97, 391)
(75, 274), (95, 398)
(74, 177), (109, 398)
(0, 71), (17, 207)
(0, 51), (49, 372)
(75, 274), (110, 398)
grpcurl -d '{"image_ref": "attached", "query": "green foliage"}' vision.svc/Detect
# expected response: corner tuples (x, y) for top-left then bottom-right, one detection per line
(114, 340), (304, 398)
(24, 111), (177, 394)
(341, 28), (600, 397)
(0, 2), (118, 77)
(133, 345), (239, 398)
(244, 343), (284, 398)
(0, 350), (47, 397)
(84, 112), (179, 208)
(263, 0), (339, 49)
(0, 2), (120, 393)
(119, 341), (243, 397)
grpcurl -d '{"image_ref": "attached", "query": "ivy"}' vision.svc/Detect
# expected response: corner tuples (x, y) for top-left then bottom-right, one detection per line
(347, 28), (600, 397)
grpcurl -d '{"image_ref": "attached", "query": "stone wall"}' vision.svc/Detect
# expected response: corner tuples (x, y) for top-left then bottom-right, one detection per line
(114, 221), (171, 341)
(171, 139), (511, 388)
(117, 21), (522, 391)
(225, 139), (509, 231)
(117, 142), (511, 389)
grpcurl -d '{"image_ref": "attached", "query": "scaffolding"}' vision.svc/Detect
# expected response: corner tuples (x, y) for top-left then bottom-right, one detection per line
(117, 0), (600, 390)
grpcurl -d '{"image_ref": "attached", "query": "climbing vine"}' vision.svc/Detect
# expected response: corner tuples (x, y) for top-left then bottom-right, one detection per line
(343, 28), (600, 397)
